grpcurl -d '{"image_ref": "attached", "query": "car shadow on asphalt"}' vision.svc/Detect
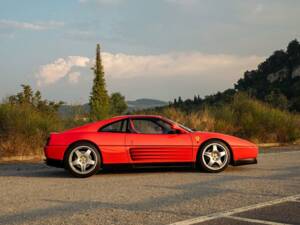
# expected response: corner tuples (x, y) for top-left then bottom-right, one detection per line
(0, 162), (256, 179)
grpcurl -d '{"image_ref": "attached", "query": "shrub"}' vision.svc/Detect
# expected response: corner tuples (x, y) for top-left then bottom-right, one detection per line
(135, 93), (300, 143)
(0, 103), (64, 158)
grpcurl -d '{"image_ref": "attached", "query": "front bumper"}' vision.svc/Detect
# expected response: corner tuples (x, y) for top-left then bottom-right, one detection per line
(232, 145), (258, 161)
(233, 158), (257, 166)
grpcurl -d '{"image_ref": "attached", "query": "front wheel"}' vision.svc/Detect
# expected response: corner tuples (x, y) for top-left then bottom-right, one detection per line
(198, 141), (230, 173)
(65, 142), (101, 178)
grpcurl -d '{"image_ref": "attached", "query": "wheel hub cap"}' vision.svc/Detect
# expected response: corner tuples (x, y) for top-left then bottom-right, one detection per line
(202, 143), (228, 170)
(68, 146), (98, 175)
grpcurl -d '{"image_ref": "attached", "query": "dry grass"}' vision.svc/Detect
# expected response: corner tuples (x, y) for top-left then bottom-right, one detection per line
(1, 93), (299, 159)
(137, 93), (300, 143)
(0, 103), (64, 158)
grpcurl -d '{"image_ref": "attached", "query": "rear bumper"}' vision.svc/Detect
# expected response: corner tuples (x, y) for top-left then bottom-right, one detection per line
(233, 158), (257, 166)
(44, 145), (66, 160)
(44, 145), (65, 168)
(45, 158), (64, 168)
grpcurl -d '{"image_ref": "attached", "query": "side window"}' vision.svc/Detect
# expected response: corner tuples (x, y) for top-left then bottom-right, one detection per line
(131, 119), (164, 134)
(100, 120), (128, 133)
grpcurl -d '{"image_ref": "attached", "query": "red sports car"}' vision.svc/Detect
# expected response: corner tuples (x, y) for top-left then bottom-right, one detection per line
(44, 115), (258, 178)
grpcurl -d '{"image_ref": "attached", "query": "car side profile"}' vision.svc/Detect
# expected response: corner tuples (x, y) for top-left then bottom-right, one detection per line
(44, 115), (258, 178)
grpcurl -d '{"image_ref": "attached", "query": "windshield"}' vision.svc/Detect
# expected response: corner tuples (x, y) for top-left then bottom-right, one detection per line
(178, 123), (194, 133)
(164, 118), (194, 133)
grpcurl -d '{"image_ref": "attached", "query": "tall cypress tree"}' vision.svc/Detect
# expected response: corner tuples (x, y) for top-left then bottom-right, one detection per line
(89, 44), (110, 121)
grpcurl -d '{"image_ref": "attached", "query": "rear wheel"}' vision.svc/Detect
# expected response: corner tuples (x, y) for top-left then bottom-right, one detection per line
(65, 142), (101, 178)
(198, 140), (230, 173)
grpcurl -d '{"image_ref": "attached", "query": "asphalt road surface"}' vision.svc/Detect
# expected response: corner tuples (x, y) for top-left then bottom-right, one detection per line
(0, 148), (299, 225)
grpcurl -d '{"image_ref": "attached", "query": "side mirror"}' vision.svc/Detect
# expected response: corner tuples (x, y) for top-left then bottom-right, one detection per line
(174, 129), (182, 134)
(171, 124), (183, 134)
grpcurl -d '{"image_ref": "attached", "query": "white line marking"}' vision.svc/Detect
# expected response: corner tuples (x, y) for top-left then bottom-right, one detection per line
(226, 215), (290, 225)
(169, 194), (300, 225)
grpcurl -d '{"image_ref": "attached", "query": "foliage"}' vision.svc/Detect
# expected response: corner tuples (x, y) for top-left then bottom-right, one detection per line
(110, 92), (128, 115)
(211, 93), (300, 143)
(136, 93), (300, 143)
(264, 90), (289, 110)
(89, 44), (110, 121)
(235, 39), (300, 111)
(7, 84), (64, 112)
(0, 85), (66, 158)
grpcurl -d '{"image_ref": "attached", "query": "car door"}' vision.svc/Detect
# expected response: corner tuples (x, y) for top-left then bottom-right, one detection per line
(126, 118), (193, 163)
(97, 119), (129, 164)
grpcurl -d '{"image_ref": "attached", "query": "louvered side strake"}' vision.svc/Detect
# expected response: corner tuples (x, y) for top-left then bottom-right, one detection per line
(129, 147), (191, 161)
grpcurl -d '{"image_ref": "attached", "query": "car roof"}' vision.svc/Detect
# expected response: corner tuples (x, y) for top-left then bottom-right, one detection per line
(63, 115), (167, 133)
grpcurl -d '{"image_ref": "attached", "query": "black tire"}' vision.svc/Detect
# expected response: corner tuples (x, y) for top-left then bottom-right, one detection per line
(198, 140), (230, 173)
(65, 142), (101, 178)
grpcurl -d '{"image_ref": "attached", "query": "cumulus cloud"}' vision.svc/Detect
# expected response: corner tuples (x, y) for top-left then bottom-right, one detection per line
(68, 72), (81, 84)
(102, 52), (263, 79)
(36, 56), (90, 86)
(36, 52), (263, 87)
(0, 20), (64, 31)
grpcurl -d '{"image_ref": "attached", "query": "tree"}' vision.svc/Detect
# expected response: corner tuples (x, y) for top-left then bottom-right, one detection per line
(287, 39), (300, 66)
(178, 96), (183, 104)
(265, 90), (289, 110)
(110, 92), (127, 115)
(7, 84), (64, 113)
(89, 44), (110, 121)
(22, 84), (33, 104)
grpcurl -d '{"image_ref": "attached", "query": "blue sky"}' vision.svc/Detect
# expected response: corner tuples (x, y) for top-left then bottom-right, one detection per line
(0, 0), (299, 103)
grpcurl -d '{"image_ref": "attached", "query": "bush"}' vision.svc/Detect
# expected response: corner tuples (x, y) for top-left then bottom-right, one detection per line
(210, 93), (300, 142)
(135, 93), (300, 143)
(0, 103), (64, 158)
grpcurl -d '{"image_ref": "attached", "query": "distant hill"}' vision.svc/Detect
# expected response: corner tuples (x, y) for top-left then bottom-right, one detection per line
(127, 98), (168, 110)
(58, 104), (89, 118)
(59, 98), (168, 117)
(170, 39), (300, 112)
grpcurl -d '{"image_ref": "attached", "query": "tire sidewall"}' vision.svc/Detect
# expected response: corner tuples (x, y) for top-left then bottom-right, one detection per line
(65, 142), (101, 178)
(198, 140), (230, 173)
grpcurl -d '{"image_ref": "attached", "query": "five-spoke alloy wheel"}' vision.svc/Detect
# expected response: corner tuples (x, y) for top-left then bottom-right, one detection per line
(199, 140), (230, 173)
(65, 142), (101, 178)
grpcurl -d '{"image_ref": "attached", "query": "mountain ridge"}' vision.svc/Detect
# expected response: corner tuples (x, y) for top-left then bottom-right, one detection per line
(59, 98), (168, 117)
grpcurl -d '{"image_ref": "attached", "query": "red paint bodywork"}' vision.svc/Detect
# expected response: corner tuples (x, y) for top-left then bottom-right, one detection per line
(44, 115), (258, 165)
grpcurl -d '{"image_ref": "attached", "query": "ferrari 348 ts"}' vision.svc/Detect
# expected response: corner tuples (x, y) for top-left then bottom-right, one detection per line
(44, 115), (258, 177)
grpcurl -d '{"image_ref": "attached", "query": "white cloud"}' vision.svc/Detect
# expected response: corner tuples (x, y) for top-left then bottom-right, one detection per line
(102, 52), (263, 79)
(36, 56), (90, 86)
(0, 20), (64, 31)
(68, 72), (81, 84)
(36, 52), (263, 87)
